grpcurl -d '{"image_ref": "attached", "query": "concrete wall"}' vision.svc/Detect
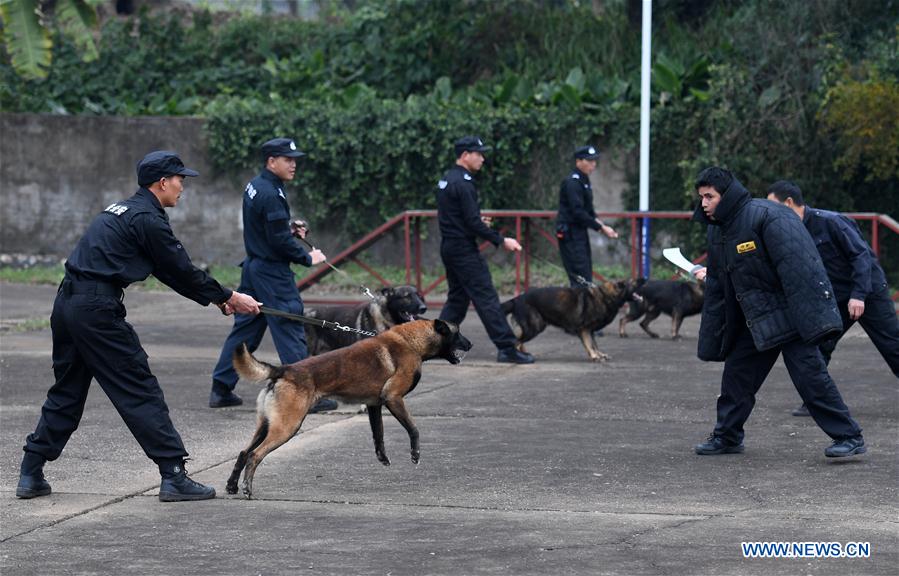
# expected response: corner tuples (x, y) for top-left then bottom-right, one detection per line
(1, 113), (630, 269)
(0, 113), (251, 265)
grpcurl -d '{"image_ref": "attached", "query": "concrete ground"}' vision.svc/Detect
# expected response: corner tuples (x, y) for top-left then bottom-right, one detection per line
(0, 281), (896, 576)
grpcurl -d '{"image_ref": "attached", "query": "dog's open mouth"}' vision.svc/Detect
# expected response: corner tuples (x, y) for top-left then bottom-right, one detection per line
(400, 311), (426, 322)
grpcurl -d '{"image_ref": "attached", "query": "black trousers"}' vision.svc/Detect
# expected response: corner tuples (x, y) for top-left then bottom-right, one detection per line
(714, 326), (862, 445)
(23, 280), (188, 466)
(438, 241), (517, 351)
(559, 227), (592, 287)
(820, 284), (899, 378)
(212, 258), (308, 394)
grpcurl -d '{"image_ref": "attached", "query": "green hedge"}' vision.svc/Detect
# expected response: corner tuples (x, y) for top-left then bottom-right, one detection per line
(204, 93), (613, 236)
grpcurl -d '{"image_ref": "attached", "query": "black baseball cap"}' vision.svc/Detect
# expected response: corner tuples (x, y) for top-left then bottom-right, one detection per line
(261, 137), (305, 159)
(137, 151), (199, 187)
(454, 136), (492, 156)
(574, 145), (600, 160)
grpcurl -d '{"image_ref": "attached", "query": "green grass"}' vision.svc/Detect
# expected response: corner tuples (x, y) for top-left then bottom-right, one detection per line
(0, 260), (635, 295)
(2, 317), (52, 332)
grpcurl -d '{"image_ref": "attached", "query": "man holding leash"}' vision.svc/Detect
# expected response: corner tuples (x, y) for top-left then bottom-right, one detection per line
(436, 136), (534, 364)
(556, 145), (618, 287)
(16, 151), (262, 502)
(691, 167), (865, 458)
(210, 138), (336, 412)
(766, 180), (898, 415)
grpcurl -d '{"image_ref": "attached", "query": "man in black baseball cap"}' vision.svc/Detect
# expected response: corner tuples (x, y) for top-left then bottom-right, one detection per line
(556, 144), (618, 287)
(210, 136), (335, 411)
(136, 150), (199, 187)
(16, 150), (261, 503)
(436, 135), (533, 364)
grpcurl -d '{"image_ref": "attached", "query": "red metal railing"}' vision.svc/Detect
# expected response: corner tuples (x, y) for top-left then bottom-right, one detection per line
(298, 210), (898, 306)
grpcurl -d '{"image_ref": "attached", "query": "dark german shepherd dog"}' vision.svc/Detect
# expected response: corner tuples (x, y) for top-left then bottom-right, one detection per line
(305, 285), (428, 355)
(226, 319), (472, 498)
(501, 278), (645, 362)
(618, 280), (704, 340)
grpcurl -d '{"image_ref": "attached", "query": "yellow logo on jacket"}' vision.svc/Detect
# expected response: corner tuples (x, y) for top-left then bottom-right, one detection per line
(737, 241), (757, 254)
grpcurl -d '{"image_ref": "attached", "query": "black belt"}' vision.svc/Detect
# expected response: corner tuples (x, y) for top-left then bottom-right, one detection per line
(61, 278), (124, 299)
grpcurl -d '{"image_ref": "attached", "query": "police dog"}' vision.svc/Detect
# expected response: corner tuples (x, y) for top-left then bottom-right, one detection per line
(618, 279), (704, 340)
(226, 319), (472, 499)
(501, 278), (645, 362)
(305, 285), (428, 354)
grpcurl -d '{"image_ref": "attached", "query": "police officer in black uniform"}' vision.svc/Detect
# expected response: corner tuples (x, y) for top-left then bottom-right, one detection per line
(556, 145), (619, 287)
(16, 151), (262, 502)
(210, 138), (334, 409)
(766, 180), (899, 415)
(437, 136), (533, 364)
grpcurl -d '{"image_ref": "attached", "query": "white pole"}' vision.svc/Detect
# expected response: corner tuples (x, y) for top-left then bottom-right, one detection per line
(639, 0), (652, 277)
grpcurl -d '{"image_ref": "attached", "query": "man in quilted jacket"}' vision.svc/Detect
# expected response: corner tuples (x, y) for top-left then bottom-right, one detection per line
(691, 167), (865, 458)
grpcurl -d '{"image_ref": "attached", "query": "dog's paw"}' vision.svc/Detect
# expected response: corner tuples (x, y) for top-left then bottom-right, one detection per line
(591, 353), (611, 363)
(619, 333), (628, 338)
(242, 484), (253, 500)
(649, 333), (660, 339)
(226, 482), (238, 495)
(376, 450), (391, 466)
(411, 451), (420, 465)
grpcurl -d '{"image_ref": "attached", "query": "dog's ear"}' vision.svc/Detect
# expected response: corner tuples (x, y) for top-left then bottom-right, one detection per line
(434, 318), (452, 336)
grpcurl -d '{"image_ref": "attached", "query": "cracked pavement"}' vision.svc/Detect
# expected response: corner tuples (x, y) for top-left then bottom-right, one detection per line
(1, 281), (896, 575)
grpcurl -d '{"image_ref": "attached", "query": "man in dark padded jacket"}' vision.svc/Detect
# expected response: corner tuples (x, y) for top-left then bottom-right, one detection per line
(691, 167), (865, 458)
(16, 151), (262, 502)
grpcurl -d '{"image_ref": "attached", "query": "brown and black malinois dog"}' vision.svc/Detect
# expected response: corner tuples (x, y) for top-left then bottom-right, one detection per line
(226, 319), (472, 498)
(305, 285), (428, 355)
(501, 278), (645, 362)
(618, 279), (704, 340)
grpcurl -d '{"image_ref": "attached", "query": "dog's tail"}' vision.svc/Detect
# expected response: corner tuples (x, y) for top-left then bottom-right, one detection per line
(233, 343), (278, 382)
(501, 296), (525, 339)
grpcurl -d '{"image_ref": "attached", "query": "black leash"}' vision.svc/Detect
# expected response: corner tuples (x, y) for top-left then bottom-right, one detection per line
(259, 306), (376, 337)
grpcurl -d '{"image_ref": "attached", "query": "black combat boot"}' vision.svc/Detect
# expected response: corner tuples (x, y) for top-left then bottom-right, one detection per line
(158, 461), (216, 502)
(16, 451), (51, 499)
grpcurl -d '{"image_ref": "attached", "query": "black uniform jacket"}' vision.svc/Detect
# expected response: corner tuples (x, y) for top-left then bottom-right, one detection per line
(556, 168), (601, 231)
(242, 168), (312, 265)
(436, 165), (503, 248)
(803, 207), (887, 302)
(693, 178), (842, 361)
(65, 187), (231, 306)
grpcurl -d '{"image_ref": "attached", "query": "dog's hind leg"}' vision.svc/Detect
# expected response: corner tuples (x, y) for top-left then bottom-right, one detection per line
(227, 418), (270, 494)
(367, 404), (391, 466)
(384, 398), (420, 464)
(241, 389), (312, 499)
(671, 311), (685, 340)
(639, 308), (662, 339)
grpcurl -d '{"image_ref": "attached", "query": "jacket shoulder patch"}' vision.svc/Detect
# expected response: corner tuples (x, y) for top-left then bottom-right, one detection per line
(104, 203), (129, 216)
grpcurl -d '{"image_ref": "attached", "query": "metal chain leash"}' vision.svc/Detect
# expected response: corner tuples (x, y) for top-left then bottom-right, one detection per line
(259, 306), (376, 337)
